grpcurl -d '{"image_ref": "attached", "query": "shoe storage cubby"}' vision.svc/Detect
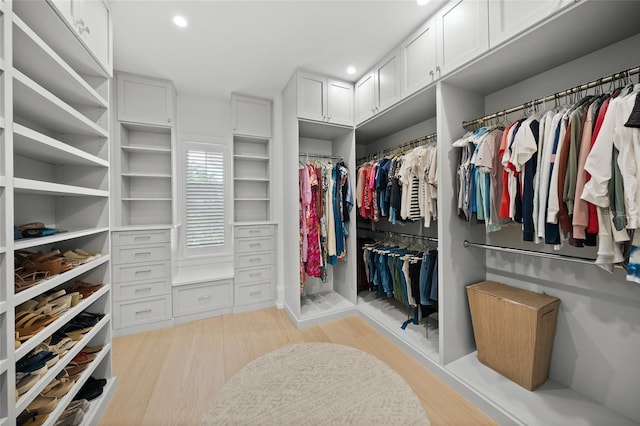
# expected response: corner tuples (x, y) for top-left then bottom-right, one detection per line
(233, 135), (272, 223)
(4, 1), (115, 423)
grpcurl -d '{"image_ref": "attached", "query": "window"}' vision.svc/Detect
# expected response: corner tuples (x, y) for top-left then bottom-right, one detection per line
(184, 142), (226, 252)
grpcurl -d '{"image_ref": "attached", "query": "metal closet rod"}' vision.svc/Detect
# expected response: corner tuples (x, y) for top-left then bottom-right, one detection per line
(463, 240), (606, 266)
(365, 228), (438, 243)
(461, 65), (640, 130)
(357, 132), (437, 164)
(299, 152), (343, 160)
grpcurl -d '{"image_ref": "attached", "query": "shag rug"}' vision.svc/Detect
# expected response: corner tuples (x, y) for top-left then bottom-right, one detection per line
(202, 342), (431, 425)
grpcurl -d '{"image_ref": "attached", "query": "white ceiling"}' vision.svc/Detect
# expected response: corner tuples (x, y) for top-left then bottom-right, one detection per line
(111, 0), (445, 100)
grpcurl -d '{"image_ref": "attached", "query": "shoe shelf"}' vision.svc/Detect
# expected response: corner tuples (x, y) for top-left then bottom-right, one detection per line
(15, 316), (111, 414)
(0, 358), (6, 375)
(120, 145), (171, 154)
(14, 256), (110, 307)
(12, 1), (110, 79)
(14, 178), (108, 198)
(13, 71), (108, 137)
(121, 172), (172, 178)
(13, 124), (108, 168)
(15, 286), (110, 361)
(78, 377), (116, 426)
(40, 348), (113, 426)
(14, 228), (110, 252)
(13, 16), (108, 109)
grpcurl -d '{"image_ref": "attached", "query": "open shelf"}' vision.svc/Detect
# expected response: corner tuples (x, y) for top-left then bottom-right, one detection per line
(14, 227), (109, 251)
(0, 176), (5, 187)
(122, 197), (172, 201)
(233, 154), (269, 162)
(13, 124), (108, 168)
(13, 71), (108, 137)
(446, 352), (638, 426)
(234, 198), (270, 201)
(75, 377), (116, 426)
(13, 16), (107, 108)
(14, 178), (109, 197)
(121, 172), (171, 178)
(0, 359), (6, 375)
(120, 145), (171, 154)
(233, 177), (270, 182)
(298, 290), (356, 325)
(0, 301), (6, 315)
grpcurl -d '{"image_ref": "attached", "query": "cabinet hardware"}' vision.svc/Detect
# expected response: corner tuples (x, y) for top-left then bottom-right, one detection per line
(197, 295), (212, 301)
(74, 18), (85, 28)
(249, 273), (261, 277)
(135, 270), (152, 275)
(249, 243), (261, 248)
(249, 291), (262, 296)
(134, 251), (152, 257)
(135, 309), (152, 315)
(135, 287), (152, 293)
(436, 66), (441, 77)
(249, 258), (261, 262)
(249, 229), (260, 234)
(134, 236), (151, 241)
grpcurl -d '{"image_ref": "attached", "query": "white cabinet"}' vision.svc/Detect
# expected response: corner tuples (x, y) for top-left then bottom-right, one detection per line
(355, 49), (402, 125)
(297, 71), (353, 126)
(436, 0), (489, 76)
(401, 17), (437, 97)
(488, 0), (574, 48)
(234, 224), (276, 312)
(231, 93), (272, 138)
(117, 73), (174, 126)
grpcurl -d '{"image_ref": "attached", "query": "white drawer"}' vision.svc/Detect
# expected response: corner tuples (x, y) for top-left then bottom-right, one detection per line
(113, 229), (170, 246)
(112, 278), (171, 302)
(235, 281), (274, 306)
(235, 237), (274, 253)
(112, 243), (171, 265)
(113, 261), (171, 283)
(235, 265), (275, 285)
(236, 252), (274, 269)
(173, 280), (233, 317)
(114, 295), (172, 329)
(235, 225), (275, 238)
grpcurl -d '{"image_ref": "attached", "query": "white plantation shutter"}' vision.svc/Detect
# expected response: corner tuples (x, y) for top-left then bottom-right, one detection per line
(185, 147), (225, 248)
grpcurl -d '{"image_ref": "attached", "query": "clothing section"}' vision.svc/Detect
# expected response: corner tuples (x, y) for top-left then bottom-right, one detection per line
(357, 134), (438, 229)
(298, 156), (353, 292)
(454, 67), (640, 278)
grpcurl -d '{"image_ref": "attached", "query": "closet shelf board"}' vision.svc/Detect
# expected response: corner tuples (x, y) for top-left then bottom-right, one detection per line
(234, 198), (270, 201)
(15, 288), (110, 365)
(232, 221), (278, 226)
(0, 417), (6, 426)
(121, 172), (172, 178)
(0, 176), (6, 187)
(13, 124), (109, 168)
(446, 352), (638, 426)
(299, 290), (355, 320)
(121, 197), (172, 201)
(233, 135), (269, 144)
(79, 378), (117, 426)
(0, 58), (5, 72)
(14, 255), (110, 306)
(120, 121), (171, 134)
(13, 16), (108, 108)
(13, 71), (108, 137)
(34, 347), (113, 426)
(0, 359), (6, 375)
(111, 224), (174, 232)
(233, 177), (270, 182)
(233, 154), (269, 161)
(15, 315), (111, 413)
(120, 145), (171, 154)
(12, 0), (109, 78)
(0, 117), (6, 130)
(0, 246), (6, 254)
(14, 227), (110, 251)
(0, 300), (6, 315)
(14, 177), (109, 197)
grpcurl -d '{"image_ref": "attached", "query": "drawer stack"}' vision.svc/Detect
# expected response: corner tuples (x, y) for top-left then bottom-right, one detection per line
(112, 229), (172, 332)
(234, 224), (276, 310)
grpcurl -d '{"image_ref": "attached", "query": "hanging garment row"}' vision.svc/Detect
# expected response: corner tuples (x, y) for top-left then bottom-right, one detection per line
(299, 158), (353, 293)
(453, 73), (640, 280)
(356, 140), (438, 230)
(361, 238), (438, 327)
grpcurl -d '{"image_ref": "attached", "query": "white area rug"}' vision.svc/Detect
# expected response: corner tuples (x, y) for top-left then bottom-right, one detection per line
(202, 342), (431, 425)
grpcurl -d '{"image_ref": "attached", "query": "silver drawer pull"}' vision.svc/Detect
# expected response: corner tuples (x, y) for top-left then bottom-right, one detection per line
(134, 236), (151, 241)
(249, 258), (261, 262)
(135, 270), (152, 275)
(135, 287), (152, 293)
(135, 251), (152, 257)
(135, 309), (152, 315)
(249, 230), (261, 234)
(198, 295), (212, 301)
(249, 273), (261, 277)
(249, 291), (262, 296)
(249, 243), (261, 248)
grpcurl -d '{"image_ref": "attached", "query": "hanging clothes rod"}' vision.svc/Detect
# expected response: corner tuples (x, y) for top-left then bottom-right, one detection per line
(299, 152), (343, 160)
(463, 240), (610, 266)
(357, 132), (437, 164)
(363, 228), (438, 243)
(461, 65), (640, 130)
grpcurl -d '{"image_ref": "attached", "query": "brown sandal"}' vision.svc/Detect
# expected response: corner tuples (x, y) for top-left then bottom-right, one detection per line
(14, 268), (50, 293)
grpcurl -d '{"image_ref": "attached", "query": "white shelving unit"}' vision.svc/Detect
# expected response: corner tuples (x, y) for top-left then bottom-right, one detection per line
(5, 1), (115, 423)
(233, 135), (272, 222)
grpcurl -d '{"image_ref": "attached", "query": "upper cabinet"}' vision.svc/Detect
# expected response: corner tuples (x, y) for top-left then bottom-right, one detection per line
(401, 18), (437, 97)
(117, 73), (175, 126)
(436, 0), (489, 76)
(488, 0), (574, 48)
(356, 49), (402, 125)
(231, 93), (272, 138)
(297, 71), (353, 127)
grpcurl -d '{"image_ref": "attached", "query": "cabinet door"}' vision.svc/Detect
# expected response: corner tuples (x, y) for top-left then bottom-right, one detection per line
(437, 0), (489, 77)
(327, 79), (353, 126)
(376, 48), (401, 112)
(401, 17), (437, 97)
(297, 71), (327, 122)
(488, 0), (574, 48)
(355, 71), (376, 125)
(231, 94), (272, 138)
(117, 74), (174, 125)
(73, 0), (111, 73)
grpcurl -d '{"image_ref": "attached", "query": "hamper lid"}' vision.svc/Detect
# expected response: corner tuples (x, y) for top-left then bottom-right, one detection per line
(467, 281), (559, 310)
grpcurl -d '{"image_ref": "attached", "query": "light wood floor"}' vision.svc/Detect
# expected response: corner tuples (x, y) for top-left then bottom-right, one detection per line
(100, 308), (496, 425)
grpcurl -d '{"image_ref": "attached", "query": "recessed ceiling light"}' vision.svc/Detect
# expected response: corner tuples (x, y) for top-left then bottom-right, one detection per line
(173, 15), (188, 28)
(416, 0), (430, 5)
(347, 66), (356, 75)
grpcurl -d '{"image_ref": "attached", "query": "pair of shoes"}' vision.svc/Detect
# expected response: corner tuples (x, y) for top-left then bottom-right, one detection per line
(15, 312), (60, 343)
(35, 336), (76, 357)
(23, 250), (73, 276)
(17, 409), (48, 426)
(41, 376), (75, 398)
(14, 268), (50, 293)
(27, 395), (57, 414)
(16, 351), (58, 375)
(72, 377), (106, 402)
(63, 249), (101, 266)
(61, 312), (105, 335)
(54, 399), (90, 426)
(69, 281), (103, 299)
